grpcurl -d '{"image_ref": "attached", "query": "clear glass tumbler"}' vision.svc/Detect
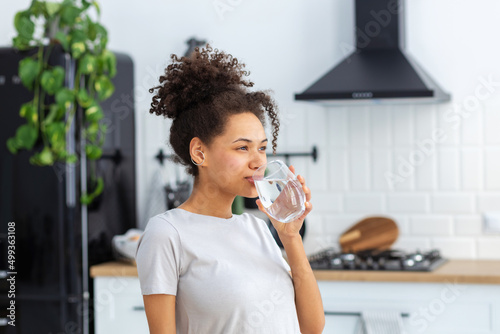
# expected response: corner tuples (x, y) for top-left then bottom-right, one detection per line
(252, 160), (306, 223)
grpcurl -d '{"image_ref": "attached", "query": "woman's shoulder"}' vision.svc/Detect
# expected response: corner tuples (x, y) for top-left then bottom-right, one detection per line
(142, 210), (182, 237)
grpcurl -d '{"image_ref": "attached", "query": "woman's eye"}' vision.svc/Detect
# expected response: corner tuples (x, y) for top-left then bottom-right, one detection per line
(259, 146), (267, 151)
(237, 146), (248, 151)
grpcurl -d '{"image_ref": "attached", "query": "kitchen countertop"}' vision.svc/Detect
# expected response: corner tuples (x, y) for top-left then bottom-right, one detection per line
(90, 259), (500, 285)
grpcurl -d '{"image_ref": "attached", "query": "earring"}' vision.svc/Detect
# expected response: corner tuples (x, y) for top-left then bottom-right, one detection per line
(191, 150), (205, 166)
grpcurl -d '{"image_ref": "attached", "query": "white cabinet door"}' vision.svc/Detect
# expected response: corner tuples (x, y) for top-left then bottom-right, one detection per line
(323, 314), (360, 334)
(318, 281), (500, 334)
(94, 277), (149, 334)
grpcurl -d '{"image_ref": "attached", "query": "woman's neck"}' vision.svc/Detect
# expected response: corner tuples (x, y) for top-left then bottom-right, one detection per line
(178, 178), (235, 219)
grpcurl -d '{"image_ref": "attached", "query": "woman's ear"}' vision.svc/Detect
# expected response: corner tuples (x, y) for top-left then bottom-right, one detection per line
(189, 137), (206, 166)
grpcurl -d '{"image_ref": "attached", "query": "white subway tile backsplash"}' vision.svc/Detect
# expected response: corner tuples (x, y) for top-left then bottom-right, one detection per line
(329, 149), (348, 190)
(388, 215), (410, 235)
(310, 191), (342, 213)
(392, 236), (431, 253)
(438, 148), (460, 190)
(348, 106), (369, 147)
(461, 106), (482, 145)
(484, 148), (500, 190)
(282, 106), (307, 148)
(387, 194), (428, 213)
(410, 216), (453, 236)
(392, 148), (415, 190)
(431, 238), (476, 259)
(477, 194), (500, 211)
(370, 108), (391, 147)
(305, 105), (328, 147)
(431, 193), (475, 213)
(371, 149), (392, 190)
(477, 237), (500, 259)
(300, 103), (497, 259)
(414, 144), (437, 190)
(349, 150), (370, 190)
(328, 107), (347, 147)
(323, 214), (362, 236)
(343, 194), (384, 213)
(484, 105), (500, 145)
(455, 215), (483, 236)
(461, 148), (482, 190)
(392, 105), (413, 147)
(305, 145), (328, 191)
(303, 214), (324, 235)
(436, 103), (460, 145)
(414, 105), (436, 143)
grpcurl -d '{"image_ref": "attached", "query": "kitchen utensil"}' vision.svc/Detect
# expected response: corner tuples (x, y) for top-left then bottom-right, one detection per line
(252, 160), (305, 223)
(339, 217), (399, 253)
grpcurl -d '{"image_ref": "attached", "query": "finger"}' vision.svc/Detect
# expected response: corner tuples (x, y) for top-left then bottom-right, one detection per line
(303, 185), (312, 201)
(256, 199), (271, 217)
(299, 201), (313, 220)
(289, 165), (295, 174)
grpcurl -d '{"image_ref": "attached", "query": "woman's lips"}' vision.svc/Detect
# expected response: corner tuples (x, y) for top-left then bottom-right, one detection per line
(245, 177), (255, 184)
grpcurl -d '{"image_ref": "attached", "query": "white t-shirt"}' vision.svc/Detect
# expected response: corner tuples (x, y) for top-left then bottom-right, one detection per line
(135, 208), (301, 334)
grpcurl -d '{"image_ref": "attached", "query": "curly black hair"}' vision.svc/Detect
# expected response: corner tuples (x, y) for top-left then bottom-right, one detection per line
(149, 44), (280, 176)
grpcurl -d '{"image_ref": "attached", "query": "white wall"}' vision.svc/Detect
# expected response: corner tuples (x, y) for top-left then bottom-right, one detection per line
(2, 0), (499, 259)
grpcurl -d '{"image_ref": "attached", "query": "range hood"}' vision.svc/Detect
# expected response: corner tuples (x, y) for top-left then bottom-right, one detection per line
(295, 0), (450, 105)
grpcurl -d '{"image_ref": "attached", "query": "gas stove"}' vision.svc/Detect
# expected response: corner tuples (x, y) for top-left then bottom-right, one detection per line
(308, 248), (447, 272)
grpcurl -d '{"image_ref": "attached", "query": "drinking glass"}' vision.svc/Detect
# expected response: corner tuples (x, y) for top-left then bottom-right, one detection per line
(252, 160), (306, 223)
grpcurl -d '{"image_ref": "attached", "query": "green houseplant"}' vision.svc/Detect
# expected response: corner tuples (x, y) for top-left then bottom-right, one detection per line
(6, 0), (117, 204)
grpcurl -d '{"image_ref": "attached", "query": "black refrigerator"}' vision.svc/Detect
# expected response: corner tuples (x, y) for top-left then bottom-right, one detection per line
(0, 46), (137, 334)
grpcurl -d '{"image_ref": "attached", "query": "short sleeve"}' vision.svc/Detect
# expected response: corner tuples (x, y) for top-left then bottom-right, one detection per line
(135, 216), (182, 295)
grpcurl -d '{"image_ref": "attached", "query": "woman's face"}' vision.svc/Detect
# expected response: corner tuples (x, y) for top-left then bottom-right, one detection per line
(203, 112), (268, 199)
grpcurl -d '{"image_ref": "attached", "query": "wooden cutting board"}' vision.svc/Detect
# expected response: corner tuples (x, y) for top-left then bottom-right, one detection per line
(339, 216), (399, 252)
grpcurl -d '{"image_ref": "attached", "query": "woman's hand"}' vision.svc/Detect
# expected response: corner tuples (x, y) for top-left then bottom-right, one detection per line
(256, 165), (312, 241)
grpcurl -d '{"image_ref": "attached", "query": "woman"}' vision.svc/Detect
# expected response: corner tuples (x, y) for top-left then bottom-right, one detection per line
(135, 45), (324, 334)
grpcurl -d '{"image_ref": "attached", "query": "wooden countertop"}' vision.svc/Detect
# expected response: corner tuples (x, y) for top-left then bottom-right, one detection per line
(90, 259), (500, 285)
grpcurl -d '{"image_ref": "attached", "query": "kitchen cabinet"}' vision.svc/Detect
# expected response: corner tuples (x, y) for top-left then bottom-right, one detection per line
(94, 277), (148, 334)
(91, 260), (500, 334)
(319, 281), (500, 334)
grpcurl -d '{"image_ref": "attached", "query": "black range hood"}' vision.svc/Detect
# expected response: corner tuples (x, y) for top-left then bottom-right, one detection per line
(295, 0), (450, 105)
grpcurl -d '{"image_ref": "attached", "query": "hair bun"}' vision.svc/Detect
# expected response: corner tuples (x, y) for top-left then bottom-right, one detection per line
(149, 44), (254, 119)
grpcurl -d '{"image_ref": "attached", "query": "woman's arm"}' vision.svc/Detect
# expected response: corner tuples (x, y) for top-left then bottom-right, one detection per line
(143, 294), (176, 334)
(256, 168), (325, 334)
(281, 233), (325, 334)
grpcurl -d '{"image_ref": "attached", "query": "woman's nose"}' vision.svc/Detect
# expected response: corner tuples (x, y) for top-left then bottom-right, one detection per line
(250, 151), (266, 170)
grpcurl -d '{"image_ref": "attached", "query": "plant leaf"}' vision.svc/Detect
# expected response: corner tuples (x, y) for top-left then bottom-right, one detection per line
(85, 103), (103, 122)
(44, 103), (63, 124)
(85, 144), (102, 160)
(60, 4), (81, 25)
(30, 146), (54, 166)
(46, 121), (66, 153)
(55, 88), (75, 109)
(12, 36), (31, 50)
(6, 137), (18, 154)
(71, 41), (86, 59)
(77, 89), (93, 108)
(40, 66), (64, 95)
(78, 53), (96, 74)
(19, 57), (40, 89)
(94, 75), (114, 100)
(45, 2), (62, 17)
(92, 1), (101, 16)
(55, 31), (70, 51)
(14, 11), (35, 39)
(80, 176), (104, 205)
(15, 123), (38, 150)
(19, 102), (38, 125)
(101, 50), (116, 77)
